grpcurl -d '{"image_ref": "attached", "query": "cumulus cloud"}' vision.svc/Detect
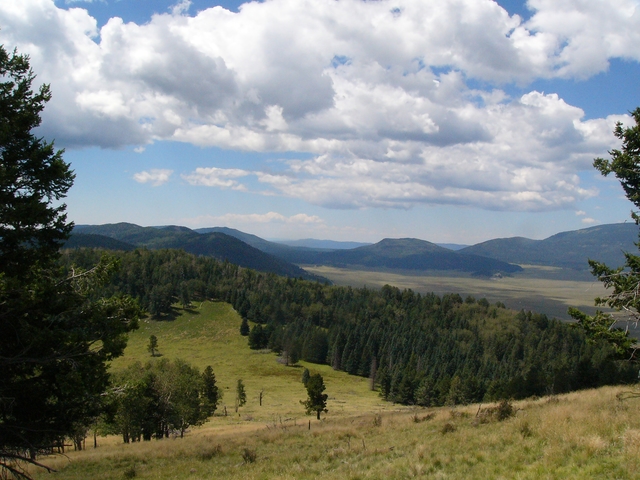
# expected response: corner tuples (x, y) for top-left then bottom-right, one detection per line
(133, 169), (173, 186)
(184, 212), (324, 226)
(181, 167), (249, 190)
(1, 0), (638, 212)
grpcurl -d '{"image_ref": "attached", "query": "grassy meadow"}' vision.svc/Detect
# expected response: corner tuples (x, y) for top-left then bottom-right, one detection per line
(303, 265), (608, 321)
(30, 301), (640, 479)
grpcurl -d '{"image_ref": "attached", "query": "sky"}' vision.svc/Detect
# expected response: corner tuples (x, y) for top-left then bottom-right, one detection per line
(1, 0), (640, 244)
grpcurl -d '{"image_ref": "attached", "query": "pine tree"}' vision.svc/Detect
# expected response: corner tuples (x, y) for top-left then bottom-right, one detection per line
(0, 44), (140, 477)
(301, 374), (328, 420)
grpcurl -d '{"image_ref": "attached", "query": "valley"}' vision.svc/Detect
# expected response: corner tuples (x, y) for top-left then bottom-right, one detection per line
(31, 302), (640, 480)
(302, 264), (607, 321)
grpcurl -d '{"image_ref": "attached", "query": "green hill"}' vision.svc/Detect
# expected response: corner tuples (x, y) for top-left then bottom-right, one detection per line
(461, 223), (638, 270)
(309, 238), (523, 275)
(72, 223), (322, 281)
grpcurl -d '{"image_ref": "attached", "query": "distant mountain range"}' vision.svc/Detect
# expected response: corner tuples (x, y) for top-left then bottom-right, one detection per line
(67, 222), (638, 279)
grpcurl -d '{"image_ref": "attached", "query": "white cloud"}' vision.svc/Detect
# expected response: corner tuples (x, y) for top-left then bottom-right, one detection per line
(1, 0), (637, 212)
(181, 167), (249, 190)
(184, 212), (324, 226)
(575, 210), (586, 216)
(581, 217), (597, 224)
(133, 169), (173, 186)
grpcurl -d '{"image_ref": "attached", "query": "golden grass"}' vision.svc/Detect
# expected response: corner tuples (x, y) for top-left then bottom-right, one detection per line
(34, 386), (640, 479)
(303, 265), (608, 320)
(27, 302), (640, 479)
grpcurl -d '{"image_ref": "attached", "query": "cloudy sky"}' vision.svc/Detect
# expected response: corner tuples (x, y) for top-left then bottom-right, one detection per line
(2, 0), (639, 244)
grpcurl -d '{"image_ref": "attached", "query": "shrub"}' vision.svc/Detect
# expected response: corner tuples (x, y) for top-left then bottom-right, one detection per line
(441, 423), (456, 434)
(242, 448), (257, 464)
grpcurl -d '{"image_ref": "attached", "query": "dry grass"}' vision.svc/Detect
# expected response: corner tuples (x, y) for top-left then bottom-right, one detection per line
(303, 265), (608, 320)
(26, 301), (640, 479)
(32, 386), (640, 479)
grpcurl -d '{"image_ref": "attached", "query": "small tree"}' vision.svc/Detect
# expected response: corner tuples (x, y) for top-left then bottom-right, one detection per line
(240, 317), (250, 336)
(235, 379), (247, 413)
(301, 368), (310, 386)
(201, 366), (220, 416)
(301, 373), (328, 420)
(147, 335), (159, 357)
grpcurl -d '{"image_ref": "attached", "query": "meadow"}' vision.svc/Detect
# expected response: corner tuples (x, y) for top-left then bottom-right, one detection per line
(303, 265), (608, 321)
(31, 301), (640, 479)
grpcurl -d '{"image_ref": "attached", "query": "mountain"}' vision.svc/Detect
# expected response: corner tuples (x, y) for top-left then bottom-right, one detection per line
(194, 226), (331, 263)
(309, 238), (522, 275)
(460, 223), (638, 270)
(63, 233), (136, 251)
(71, 223), (323, 281)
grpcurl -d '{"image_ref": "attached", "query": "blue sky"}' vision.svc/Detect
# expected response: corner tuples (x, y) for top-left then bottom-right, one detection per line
(2, 0), (639, 244)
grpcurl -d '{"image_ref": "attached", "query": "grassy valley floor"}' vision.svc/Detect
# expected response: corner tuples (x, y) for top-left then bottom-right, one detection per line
(303, 265), (608, 321)
(28, 301), (640, 479)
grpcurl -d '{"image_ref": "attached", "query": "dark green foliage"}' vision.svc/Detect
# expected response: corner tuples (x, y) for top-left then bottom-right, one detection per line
(201, 366), (220, 417)
(104, 359), (214, 442)
(74, 223), (321, 280)
(302, 374), (328, 420)
(301, 368), (310, 386)
(0, 45), (140, 478)
(240, 317), (250, 336)
(570, 107), (640, 359)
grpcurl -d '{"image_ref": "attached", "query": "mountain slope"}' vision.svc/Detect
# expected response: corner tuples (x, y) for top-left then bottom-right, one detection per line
(72, 223), (321, 280)
(64, 233), (137, 251)
(461, 223), (638, 270)
(311, 238), (522, 275)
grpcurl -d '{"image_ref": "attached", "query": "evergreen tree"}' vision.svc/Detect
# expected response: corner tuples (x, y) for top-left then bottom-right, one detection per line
(201, 366), (220, 416)
(569, 107), (640, 359)
(301, 368), (310, 386)
(240, 317), (250, 336)
(147, 335), (159, 357)
(0, 44), (140, 477)
(301, 374), (328, 420)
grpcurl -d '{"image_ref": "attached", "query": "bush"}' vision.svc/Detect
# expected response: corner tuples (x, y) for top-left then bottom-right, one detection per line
(441, 423), (456, 434)
(242, 448), (257, 464)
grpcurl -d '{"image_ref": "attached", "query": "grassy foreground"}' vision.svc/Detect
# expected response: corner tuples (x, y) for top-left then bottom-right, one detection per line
(31, 302), (640, 479)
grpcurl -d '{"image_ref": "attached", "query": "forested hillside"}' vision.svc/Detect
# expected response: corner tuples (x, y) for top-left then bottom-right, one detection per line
(61, 248), (635, 405)
(71, 223), (322, 281)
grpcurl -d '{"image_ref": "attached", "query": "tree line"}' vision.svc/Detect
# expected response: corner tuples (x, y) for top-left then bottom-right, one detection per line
(61, 248), (637, 407)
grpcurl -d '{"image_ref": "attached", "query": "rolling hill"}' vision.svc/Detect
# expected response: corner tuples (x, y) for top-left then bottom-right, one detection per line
(194, 228), (521, 275)
(70, 223), (323, 281)
(460, 223), (638, 270)
(306, 238), (523, 275)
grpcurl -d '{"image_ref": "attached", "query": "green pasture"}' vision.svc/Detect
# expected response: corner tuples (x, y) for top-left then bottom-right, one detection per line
(110, 301), (390, 422)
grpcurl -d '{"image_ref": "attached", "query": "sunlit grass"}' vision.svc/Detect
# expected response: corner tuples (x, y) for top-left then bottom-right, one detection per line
(29, 302), (640, 479)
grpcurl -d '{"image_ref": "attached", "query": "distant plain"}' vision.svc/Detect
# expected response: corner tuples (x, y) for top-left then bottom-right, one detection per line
(303, 265), (607, 321)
